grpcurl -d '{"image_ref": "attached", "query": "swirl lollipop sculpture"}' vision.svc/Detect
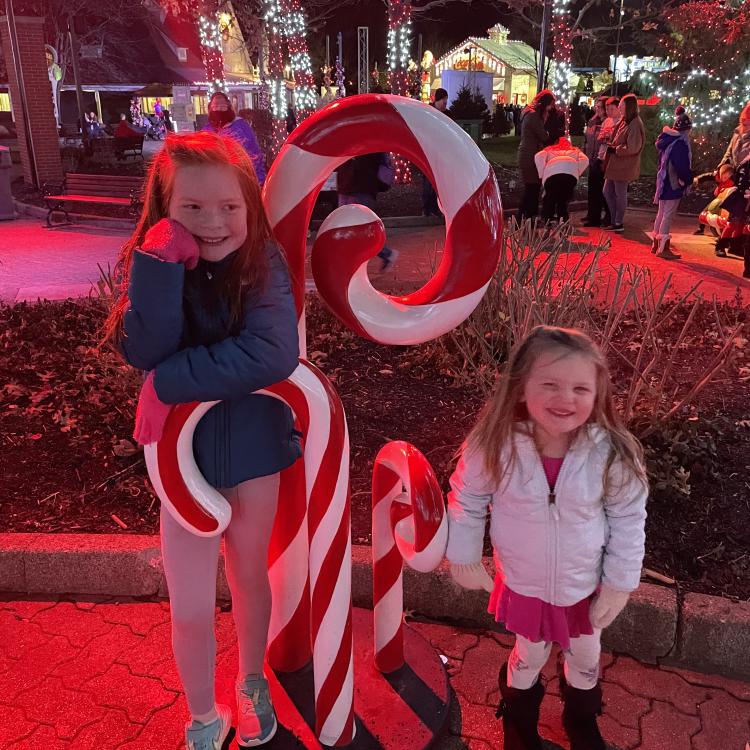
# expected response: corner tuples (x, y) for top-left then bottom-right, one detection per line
(145, 93), (502, 747)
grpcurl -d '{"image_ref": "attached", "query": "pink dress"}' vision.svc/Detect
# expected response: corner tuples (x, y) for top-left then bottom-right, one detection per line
(488, 456), (595, 650)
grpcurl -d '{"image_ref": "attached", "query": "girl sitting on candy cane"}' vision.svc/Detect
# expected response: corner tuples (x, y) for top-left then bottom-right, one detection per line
(447, 326), (647, 750)
(102, 131), (301, 749)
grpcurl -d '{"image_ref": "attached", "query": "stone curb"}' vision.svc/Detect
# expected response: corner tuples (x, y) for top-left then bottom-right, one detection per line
(1, 532), (748, 680)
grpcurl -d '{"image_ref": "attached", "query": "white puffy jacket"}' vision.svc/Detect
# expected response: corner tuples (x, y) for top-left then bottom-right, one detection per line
(534, 138), (589, 184)
(446, 424), (647, 606)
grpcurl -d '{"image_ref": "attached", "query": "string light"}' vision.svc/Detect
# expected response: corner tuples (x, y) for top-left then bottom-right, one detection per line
(198, 5), (226, 95)
(263, 0), (287, 157)
(550, 0), (572, 128)
(282, 0), (316, 120)
(387, 0), (413, 182)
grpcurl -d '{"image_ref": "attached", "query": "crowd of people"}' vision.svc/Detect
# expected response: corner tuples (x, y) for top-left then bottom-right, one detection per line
(514, 88), (750, 275)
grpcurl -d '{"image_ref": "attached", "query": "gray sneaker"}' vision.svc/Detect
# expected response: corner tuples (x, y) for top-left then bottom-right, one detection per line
(185, 704), (234, 750)
(236, 674), (278, 747)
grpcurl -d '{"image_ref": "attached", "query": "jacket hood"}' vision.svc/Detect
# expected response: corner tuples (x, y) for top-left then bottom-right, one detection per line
(656, 128), (683, 150)
(548, 136), (574, 150)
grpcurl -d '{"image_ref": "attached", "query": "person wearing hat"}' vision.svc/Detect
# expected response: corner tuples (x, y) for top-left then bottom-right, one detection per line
(203, 91), (267, 184)
(422, 88), (450, 217)
(650, 106), (694, 260)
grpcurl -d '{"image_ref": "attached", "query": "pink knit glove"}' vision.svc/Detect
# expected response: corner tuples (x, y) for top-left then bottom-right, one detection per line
(589, 583), (630, 629)
(140, 218), (199, 270)
(133, 371), (172, 445)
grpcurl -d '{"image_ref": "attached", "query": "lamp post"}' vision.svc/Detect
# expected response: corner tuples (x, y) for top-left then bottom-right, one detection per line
(537, 0), (552, 91)
(67, 13), (90, 153)
(463, 45), (474, 93)
(612, 0), (625, 96)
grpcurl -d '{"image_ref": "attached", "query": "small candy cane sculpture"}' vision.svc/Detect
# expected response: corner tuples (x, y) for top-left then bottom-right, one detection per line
(145, 359), (354, 746)
(372, 441), (447, 673)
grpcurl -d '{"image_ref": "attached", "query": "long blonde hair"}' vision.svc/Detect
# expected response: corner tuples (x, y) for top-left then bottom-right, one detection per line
(467, 326), (647, 493)
(101, 130), (272, 349)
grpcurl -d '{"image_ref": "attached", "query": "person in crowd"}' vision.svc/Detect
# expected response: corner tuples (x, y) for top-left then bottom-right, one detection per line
(86, 111), (105, 139)
(422, 87), (450, 218)
(650, 106), (693, 260)
(582, 97), (608, 227)
(714, 102), (750, 274)
(447, 325), (647, 750)
(203, 91), (267, 185)
(102, 131), (300, 749)
(114, 113), (141, 138)
(584, 97), (621, 228)
(517, 89), (556, 220)
(603, 94), (644, 233)
(337, 153), (398, 271)
(535, 109), (589, 223)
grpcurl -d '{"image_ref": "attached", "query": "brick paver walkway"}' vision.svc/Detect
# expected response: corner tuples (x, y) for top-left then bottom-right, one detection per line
(1, 209), (747, 305)
(1, 598), (747, 749)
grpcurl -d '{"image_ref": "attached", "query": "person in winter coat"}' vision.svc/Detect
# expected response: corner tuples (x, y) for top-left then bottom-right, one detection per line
(582, 97), (609, 227)
(447, 326), (648, 750)
(535, 111), (589, 223)
(603, 94), (645, 232)
(650, 106), (693, 260)
(715, 102), (750, 274)
(102, 131), (300, 749)
(203, 91), (267, 185)
(517, 89), (556, 220)
(337, 153), (398, 271)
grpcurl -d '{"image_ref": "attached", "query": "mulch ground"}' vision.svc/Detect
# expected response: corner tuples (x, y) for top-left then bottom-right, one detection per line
(1, 296), (749, 601)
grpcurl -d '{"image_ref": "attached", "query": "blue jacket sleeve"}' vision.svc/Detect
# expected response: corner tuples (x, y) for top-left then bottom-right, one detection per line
(121, 251), (184, 370)
(152, 244), (299, 404)
(672, 141), (693, 186)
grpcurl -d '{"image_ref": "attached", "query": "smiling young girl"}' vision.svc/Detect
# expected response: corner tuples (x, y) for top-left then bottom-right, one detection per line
(447, 326), (648, 750)
(103, 131), (300, 749)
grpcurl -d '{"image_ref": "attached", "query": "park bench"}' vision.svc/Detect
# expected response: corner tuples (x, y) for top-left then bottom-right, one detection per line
(43, 173), (144, 227)
(114, 134), (144, 161)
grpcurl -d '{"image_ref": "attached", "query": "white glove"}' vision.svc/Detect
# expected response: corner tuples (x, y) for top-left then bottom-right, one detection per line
(589, 583), (630, 629)
(450, 562), (494, 593)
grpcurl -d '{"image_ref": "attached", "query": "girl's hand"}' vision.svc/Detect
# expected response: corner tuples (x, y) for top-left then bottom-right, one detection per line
(140, 218), (199, 270)
(133, 371), (172, 445)
(450, 562), (494, 593)
(589, 583), (630, 629)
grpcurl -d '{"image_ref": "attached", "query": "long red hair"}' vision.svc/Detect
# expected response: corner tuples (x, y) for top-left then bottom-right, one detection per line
(102, 130), (272, 349)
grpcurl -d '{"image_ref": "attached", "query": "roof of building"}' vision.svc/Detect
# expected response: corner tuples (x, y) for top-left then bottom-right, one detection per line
(435, 27), (538, 75)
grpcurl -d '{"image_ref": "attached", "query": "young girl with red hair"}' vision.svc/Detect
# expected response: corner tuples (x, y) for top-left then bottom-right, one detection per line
(103, 131), (300, 749)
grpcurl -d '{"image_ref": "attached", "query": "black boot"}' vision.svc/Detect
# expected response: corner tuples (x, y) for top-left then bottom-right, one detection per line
(715, 236), (730, 257)
(728, 235), (745, 257)
(496, 662), (544, 750)
(561, 679), (606, 750)
(743, 236), (750, 278)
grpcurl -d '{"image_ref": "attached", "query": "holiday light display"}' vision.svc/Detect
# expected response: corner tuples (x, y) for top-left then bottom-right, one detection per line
(282, 0), (316, 120)
(198, 2), (226, 94)
(550, 0), (572, 123)
(656, 0), (750, 158)
(335, 56), (346, 98)
(263, 0), (288, 156)
(387, 0), (413, 182)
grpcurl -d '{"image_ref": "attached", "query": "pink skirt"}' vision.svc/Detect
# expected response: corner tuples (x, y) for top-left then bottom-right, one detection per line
(488, 579), (594, 650)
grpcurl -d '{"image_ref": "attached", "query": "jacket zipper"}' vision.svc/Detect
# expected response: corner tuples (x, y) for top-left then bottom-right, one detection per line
(535, 444), (570, 605)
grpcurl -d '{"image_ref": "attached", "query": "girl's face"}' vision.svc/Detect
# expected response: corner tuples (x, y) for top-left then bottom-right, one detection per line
(618, 99), (628, 118)
(606, 103), (618, 119)
(168, 164), (248, 262)
(522, 349), (597, 443)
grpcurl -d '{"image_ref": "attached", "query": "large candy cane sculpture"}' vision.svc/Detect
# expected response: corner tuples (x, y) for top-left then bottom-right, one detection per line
(264, 93), (503, 345)
(148, 93), (502, 747)
(372, 441), (447, 673)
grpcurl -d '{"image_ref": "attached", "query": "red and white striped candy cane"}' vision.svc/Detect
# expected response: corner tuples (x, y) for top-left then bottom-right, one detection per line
(263, 92), (503, 347)
(372, 441), (447, 673)
(144, 359), (354, 746)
